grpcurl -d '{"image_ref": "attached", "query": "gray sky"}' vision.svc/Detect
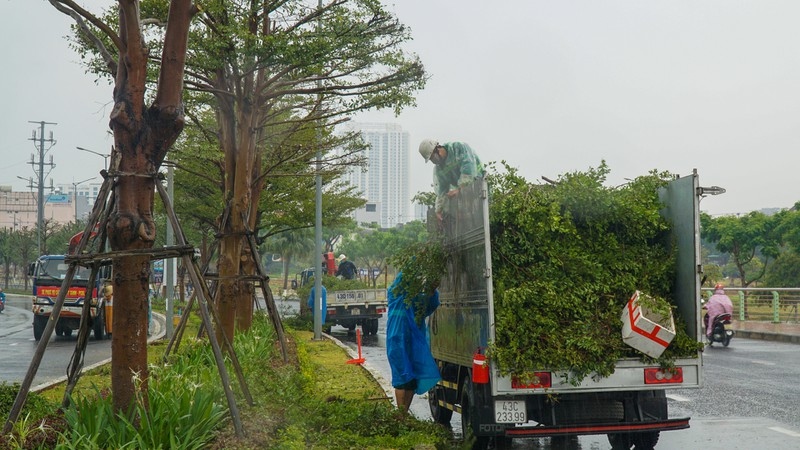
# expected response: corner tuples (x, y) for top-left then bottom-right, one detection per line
(3, 1), (799, 216)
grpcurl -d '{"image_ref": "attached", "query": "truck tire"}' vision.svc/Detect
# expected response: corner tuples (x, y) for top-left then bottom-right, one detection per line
(365, 318), (379, 336)
(428, 385), (453, 425)
(608, 433), (633, 450)
(631, 431), (659, 450)
(33, 316), (47, 341)
(93, 307), (105, 340)
(461, 377), (490, 450)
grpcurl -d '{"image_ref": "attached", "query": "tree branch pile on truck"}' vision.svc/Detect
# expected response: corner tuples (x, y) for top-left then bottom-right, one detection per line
(398, 162), (706, 449)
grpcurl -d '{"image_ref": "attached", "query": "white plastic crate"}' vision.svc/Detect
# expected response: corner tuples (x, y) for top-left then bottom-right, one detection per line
(621, 291), (676, 358)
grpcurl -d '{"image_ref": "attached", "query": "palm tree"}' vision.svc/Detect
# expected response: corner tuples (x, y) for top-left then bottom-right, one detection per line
(266, 229), (315, 291)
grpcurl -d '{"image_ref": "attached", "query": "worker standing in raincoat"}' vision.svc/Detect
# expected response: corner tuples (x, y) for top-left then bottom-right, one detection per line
(386, 272), (441, 413)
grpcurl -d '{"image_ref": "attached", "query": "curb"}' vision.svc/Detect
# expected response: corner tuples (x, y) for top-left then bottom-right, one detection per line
(733, 330), (800, 345)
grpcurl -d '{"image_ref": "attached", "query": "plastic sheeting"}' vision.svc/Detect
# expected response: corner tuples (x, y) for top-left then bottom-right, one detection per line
(386, 273), (441, 394)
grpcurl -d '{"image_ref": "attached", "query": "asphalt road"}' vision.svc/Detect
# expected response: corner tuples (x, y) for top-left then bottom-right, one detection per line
(1, 294), (113, 390)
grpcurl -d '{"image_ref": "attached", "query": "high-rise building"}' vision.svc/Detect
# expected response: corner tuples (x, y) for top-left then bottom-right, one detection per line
(342, 122), (409, 228)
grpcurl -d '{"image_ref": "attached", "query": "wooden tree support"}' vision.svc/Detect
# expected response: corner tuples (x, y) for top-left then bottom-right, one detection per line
(3, 165), (291, 439)
(3, 170), (116, 434)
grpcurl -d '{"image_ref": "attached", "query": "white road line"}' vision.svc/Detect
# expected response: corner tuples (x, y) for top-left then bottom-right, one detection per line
(666, 394), (690, 402)
(769, 427), (800, 438)
(750, 360), (777, 366)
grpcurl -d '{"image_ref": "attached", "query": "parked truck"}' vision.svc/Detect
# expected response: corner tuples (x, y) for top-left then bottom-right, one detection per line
(325, 288), (387, 335)
(298, 268), (387, 335)
(426, 173), (704, 449)
(29, 254), (111, 341)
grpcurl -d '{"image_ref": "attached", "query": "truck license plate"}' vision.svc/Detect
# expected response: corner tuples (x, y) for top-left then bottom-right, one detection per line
(350, 308), (360, 315)
(495, 400), (526, 423)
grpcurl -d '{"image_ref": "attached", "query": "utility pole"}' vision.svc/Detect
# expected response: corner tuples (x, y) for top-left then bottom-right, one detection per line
(28, 121), (57, 255)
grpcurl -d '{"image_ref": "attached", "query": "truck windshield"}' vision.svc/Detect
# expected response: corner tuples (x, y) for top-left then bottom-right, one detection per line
(38, 259), (92, 281)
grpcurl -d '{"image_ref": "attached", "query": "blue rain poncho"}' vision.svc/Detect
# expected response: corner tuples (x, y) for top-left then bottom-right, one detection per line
(307, 286), (327, 324)
(386, 272), (441, 394)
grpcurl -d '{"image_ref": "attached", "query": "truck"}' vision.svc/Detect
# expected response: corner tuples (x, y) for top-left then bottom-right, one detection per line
(297, 267), (387, 335)
(426, 173), (704, 449)
(325, 288), (387, 335)
(29, 254), (111, 341)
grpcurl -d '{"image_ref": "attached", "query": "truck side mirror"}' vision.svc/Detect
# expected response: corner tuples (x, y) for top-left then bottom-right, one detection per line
(28, 262), (35, 277)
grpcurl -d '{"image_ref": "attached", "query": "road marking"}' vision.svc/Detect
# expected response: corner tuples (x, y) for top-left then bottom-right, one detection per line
(768, 427), (800, 437)
(666, 394), (690, 402)
(750, 360), (776, 366)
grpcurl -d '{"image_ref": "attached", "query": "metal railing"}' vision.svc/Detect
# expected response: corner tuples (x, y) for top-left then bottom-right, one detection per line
(702, 287), (800, 323)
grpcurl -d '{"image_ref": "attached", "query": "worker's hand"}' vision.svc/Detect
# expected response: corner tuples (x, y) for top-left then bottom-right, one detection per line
(446, 187), (460, 198)
(436, 211), (443, 222)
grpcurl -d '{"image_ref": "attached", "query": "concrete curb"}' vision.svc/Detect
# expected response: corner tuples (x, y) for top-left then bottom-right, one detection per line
(732, 330), (800, 345)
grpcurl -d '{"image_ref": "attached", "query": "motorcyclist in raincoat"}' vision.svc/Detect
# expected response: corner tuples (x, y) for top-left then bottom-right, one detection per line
(704, 283), (733, 338)
(386, 272), (441, 413)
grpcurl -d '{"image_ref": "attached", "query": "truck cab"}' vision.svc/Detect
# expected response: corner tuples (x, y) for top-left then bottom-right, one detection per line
(29, 255), (111, 341)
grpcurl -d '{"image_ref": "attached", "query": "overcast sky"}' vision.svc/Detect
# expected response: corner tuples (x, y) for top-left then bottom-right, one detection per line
(2, 1), (799, 217)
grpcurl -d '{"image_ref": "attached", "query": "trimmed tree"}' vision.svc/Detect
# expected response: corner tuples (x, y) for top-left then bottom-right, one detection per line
(48, 0), (196, 414)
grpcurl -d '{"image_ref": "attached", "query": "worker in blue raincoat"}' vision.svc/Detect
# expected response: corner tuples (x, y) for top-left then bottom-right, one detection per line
(386, 272), (441, 413)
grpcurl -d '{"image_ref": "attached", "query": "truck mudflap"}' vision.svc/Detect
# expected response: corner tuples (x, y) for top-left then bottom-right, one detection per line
(503, 417), (690, 437)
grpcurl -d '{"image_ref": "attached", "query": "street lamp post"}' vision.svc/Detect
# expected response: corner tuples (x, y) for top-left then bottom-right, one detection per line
(72, 177), (97, 222)
(76, 146), (110, 170)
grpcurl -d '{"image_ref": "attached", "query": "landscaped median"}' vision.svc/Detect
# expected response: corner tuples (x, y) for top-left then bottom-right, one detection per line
(0, 313), (452, 449)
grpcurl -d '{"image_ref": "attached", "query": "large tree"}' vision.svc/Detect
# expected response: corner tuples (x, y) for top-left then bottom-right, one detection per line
(701, 211), (780, 287)
(63, 0), (424, 343)
(160, 0), (424, 339)
(48, 0), (196, 414)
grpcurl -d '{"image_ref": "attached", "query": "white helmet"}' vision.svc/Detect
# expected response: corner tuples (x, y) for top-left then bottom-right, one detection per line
(419, 139), (438, 162)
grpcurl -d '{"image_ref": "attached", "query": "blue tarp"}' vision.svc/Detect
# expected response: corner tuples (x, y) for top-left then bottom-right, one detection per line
(386, 273), (441, 394)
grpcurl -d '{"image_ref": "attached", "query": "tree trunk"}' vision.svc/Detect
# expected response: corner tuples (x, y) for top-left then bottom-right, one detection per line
(282, 255), (291, 291)
(106, 0), (194, 415)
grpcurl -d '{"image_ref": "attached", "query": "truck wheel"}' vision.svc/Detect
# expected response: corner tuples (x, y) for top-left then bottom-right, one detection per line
(608, 433), (633, 450)
(370, 318), (379, 335)
(33, 316), (47, 341)
(428, 385), (453, 425)
(93, 308), (105, 340)
(461, 377), (490, 450)
(632, 431), (659, 450)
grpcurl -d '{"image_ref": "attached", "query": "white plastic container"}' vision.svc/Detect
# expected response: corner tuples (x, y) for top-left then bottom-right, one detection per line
(621, 291), (676, 358)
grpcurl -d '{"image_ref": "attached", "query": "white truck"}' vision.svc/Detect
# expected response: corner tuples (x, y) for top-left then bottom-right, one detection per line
(325, 288), (387, 335)
(426, 174), (704, 450)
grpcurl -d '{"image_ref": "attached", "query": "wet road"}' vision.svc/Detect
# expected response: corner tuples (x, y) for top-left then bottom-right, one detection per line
(0, 294), (112, 389)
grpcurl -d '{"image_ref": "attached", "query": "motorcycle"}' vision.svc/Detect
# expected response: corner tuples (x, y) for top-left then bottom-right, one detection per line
(707, 313), (734, 347)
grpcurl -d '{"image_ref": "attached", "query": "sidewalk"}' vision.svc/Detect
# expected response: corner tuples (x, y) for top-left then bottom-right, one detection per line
(732, 320), (800, 344)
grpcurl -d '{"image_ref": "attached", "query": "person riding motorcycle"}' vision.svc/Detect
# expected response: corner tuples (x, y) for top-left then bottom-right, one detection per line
(704, 283), (733, 339)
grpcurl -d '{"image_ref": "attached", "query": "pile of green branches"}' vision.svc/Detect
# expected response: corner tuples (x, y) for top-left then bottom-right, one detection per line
(388, 240), (448, 325)
(487, 162), (702, 384)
